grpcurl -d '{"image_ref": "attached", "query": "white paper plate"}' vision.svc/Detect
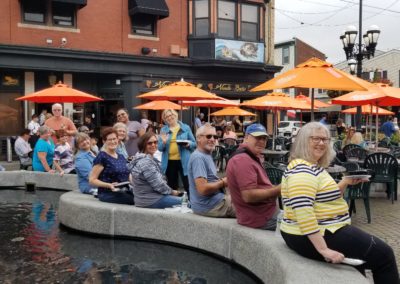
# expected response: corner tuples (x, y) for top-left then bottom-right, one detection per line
(176, 140), (190, 144)
(342, 258), (366, 266)
(344, 175), (371, 180)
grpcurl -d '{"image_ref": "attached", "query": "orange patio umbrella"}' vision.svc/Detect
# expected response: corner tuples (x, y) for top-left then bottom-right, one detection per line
(210, 107), (256, 117)
(241, 92), (312, 148)
(15, 82), (103, 103)
(332, 83), (400, 146)
(134, 100), (186, 110)
(251, 57), (372, 120)
(341, 105), (394, 116)
(137, 79), (221, 101)
(182, 98), (239, 122)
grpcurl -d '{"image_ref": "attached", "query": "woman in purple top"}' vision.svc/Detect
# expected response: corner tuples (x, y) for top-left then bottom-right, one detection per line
(89, 127), (134, 205)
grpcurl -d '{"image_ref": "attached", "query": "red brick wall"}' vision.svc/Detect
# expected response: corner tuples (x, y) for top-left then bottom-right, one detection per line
(295, 38), (326, 65)
(0, 0), (188, 58)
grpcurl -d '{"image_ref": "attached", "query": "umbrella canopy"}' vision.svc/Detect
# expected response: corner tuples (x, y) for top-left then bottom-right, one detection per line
(15, 82), (103, 103)
(332, 83), (400, 147)
(341, 105), (394, 116)
(241, 92), (313, 110)
(210, 107), (256, 117)
(251, 57), (372, 92)
(181, 98), (239, 107)
(137, 79), (221, 101)
(332, 83), (400, 107)
(295, 94), (331, 108)
(250, 57), (373, 121)
(134, 100), (186, 110)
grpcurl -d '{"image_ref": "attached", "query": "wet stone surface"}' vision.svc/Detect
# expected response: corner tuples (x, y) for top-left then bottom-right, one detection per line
(0, 189), (259, 284)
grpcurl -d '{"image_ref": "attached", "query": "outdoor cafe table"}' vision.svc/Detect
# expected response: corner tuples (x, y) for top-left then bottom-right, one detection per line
(262, 149), (289, 164)
(326, 165), (346, 180)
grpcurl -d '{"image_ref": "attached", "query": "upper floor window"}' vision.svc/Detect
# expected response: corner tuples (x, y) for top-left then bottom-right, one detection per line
(218, 0), (236, 39)
(131, 14), (156, 36)
(241, 4), (258, 42)
(20, 0), (85, 28)
(194, 0), (209, 36)
(282, 47), (290, 64)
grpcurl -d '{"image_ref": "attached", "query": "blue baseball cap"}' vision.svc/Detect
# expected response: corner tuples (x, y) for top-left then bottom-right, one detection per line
(245, 123), (269, 137)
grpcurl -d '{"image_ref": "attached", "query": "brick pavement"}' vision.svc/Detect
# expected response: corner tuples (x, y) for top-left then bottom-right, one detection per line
(351, 196), (400, 271)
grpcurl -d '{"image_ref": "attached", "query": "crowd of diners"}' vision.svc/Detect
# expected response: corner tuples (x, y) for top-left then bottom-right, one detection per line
(13, 104), (399, 283)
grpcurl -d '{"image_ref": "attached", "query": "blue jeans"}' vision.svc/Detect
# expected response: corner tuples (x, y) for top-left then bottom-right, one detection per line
(148, 195), (182, 209)
(98, 191), (134, 205)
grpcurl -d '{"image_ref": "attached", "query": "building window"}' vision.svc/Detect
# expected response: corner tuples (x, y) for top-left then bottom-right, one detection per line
(194, 0), (209, 36)
(282, 47), (290, 64)
(241, 4), (258, 42)
(21, 0), (78, 27)
(218, 0), (236, 39)
(52, 3), (75, 27)
(131, 14), (156, 36)
(22, 0), (46, 24)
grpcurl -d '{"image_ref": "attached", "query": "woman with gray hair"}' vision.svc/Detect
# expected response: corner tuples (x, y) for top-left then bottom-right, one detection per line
(113, 122), (129, 160)
(32, 125), (56, 172)
(280, 122), (398, 283)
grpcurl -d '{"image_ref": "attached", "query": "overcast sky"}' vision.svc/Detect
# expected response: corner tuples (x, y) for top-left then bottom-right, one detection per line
(274, 0), (400, 64)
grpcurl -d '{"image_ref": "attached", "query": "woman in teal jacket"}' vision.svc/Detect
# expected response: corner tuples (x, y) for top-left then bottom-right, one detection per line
(158, 109), (196, 197)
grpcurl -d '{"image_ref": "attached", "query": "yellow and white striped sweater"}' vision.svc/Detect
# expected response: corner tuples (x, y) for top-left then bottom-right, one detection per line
(280, 159), (350, 236)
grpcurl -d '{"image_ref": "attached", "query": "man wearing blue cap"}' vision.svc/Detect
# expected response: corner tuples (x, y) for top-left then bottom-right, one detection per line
(226, 123), (280, 230)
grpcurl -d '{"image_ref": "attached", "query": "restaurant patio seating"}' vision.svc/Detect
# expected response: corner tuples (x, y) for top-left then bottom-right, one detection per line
(333, 140), (342, 152)
(345, 147), (368, 165)
(345, 181), (372, 223)
(364, 153), (398, 203)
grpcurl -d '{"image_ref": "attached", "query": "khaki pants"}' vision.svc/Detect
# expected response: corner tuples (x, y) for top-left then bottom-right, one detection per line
(196, 194), (236, 218)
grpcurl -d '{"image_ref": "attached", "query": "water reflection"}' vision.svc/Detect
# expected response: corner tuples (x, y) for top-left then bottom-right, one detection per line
(0, 189), (259, 284)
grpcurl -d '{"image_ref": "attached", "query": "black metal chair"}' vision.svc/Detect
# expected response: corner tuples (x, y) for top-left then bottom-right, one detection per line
(265, 167), (284, 209)
(212, 145), (224, 172)
(342, 144), (362, 160)
(333, 140), (342, 152)
(345, 181), (372, 223)
(342, 161), (360, 172)
(364, 153), (398, 203)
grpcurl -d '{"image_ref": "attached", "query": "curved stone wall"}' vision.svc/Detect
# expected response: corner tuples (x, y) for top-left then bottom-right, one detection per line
(0, 171), (368, 284)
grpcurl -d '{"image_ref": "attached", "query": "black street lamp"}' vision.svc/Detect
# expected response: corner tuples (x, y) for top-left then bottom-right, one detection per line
(339, 0), (380, 130)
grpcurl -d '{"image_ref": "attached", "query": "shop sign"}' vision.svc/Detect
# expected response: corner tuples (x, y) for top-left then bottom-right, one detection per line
(145, 80), (257, 93)
(2, 75), (20, 86)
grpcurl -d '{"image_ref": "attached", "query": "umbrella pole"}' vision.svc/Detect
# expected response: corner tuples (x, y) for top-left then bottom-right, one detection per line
(310, 88), (315, 121)
(375, 103), (378, 149)
(208, 107), (210, 123)
(180, 101), (183, 121)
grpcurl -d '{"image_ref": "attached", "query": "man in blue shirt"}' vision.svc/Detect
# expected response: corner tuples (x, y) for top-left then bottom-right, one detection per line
(188, 124), (235, 217)
(381, 116), (396, 138)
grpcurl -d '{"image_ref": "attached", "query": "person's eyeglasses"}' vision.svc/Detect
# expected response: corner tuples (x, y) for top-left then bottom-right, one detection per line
(310, 136), (331, 144)
(117, 113), (126, 117)
(202, 134), (219, 140)
(147, 141), (157, 146)
(164, 114), (174, 120)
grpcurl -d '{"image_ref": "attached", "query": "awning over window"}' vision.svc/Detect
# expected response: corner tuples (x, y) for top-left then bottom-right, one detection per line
(128, 0), (169, 19)
(52, 0), (87, 8)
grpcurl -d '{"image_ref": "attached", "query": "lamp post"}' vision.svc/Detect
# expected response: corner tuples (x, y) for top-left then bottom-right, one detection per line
(339, 0), (380, 130)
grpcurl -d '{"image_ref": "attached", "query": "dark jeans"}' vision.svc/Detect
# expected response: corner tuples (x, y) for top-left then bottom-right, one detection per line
(166, 160), (189, 197)
(98, 190), (134, 205)
(281, 225), (399, 284)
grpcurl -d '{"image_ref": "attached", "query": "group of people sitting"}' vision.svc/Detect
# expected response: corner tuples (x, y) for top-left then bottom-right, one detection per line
(14, 104), (399, 283)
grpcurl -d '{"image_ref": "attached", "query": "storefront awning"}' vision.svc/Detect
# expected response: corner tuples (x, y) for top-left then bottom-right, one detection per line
(52, 0), (87, 8)
(128, 0), (169, 19)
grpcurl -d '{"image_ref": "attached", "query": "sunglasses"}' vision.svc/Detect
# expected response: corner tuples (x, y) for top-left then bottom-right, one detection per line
(147, 141), (157, 146)
(202, 134), (219, 140)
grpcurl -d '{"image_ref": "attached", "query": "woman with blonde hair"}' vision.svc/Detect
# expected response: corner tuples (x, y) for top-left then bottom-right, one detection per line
(350, 132), (366, 148)
(342, 126), (355, 147)
(281, 122), (398, 283)
(158, 109), (196, 197)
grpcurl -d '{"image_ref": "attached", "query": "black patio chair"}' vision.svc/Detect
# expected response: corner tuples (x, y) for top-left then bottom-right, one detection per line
(342, 144), (362, 160)
(364, 153), (398, 203)
(333, 140), (342, 152)
(265, 167), (284, 209)
(212, 145), (224, 172)
(345, 181), (372, 223)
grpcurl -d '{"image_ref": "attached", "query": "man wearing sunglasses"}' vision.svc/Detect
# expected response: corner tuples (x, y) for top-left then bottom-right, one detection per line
(188, 124), (236, 218)
(226, 123), (280, 230)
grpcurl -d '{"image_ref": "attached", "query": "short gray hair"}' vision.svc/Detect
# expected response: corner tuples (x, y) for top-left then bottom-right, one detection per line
(113, 122), (128, 142)
(39, 125), (51, 136)
(290, 122), (335, 168)
(196, 123), (215, 138)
